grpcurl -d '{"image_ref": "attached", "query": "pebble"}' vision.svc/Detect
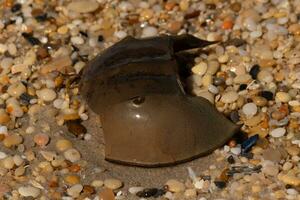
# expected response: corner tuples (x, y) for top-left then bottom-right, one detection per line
(184, 189), (197, 198)
(192, 62), (207, 76)
(165, 179), (185, 193)
(278, 174), (300, 186)
(65, 175), (80, 185)
(260, 91), (273, 100)
(56, 139), (73, 151)
(129, 187), (144, 194)
(208, 84), (219, 94)
(67, 0), (99, 13)
(2, 156), (14, 169)
(275, 92), (291, 103)
(141, 26), (158, 38)
(270, 128), (286, 138)
(7, 82), (26, 98)
(3, 134), (23, 148)
(220, 91), (239, 103)
(99, 188), (115, 200)
(249, 64), (260, 79)
(234, 74), (252, 84)
(71, 36), (84, 45)
(257, 70), (273, 83)
(230, 146), (241, 155)
(252, 96), (267, 106)
(91, 180), (104, 188)
(33, 133), (50, 147)
(67, 184), (83, 198)
(18, 186), (40, 198)
(262, 162), (279, 176)
(104, 178), (123, 190)
(242, 103), (257, 117)
(63, 148), (81, 162)
(285, 146), (300, 156)
(36, 88), (56, 102)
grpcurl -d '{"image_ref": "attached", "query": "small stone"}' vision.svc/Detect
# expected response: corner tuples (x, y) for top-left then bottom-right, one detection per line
(278, 174), (300, 186)
(191, 62), (207, 76)
(227, 155), (235, 164)
(65, 175), (80, 185)
(165, 179), (185, 193)
(262, 161), (279, 176)
(82, 185), (96, 195)
(129, 187), (144, 194)
(282, 162), (293, 171)
(208, 84), (219, 94)
(67, 0), (99, 13)
(56, 139), (73, 152)
(214, 181), (226, 189)
(66, 120), (87, 137)
(241, 134), (259, 153)
(3, 134), (23, 148)
(33, 133), (50, 147)
(184, 189), (197, 198)
(104, 178), (123, 190)
(221, 91), (239, 103)
(234, 74), (252, 84)
(91, 180), (104, 188)
(0, 184), (10, 198)
(270, 128), (286, 138)
(63, 148), (81, 162)
(286, 145), (300, 156)
(14, 166), (25, 176)
(260, 91), (273, 100)
(18, 186), (40, 198)
(275, 92), (291, 103)
(7, 82), (26, 98)
(67, 184), (83, 198)
(99, 188), (115, 200)
(252, 96), (267, 106)
(13, 155), (23, 166)
(136, 188), (165, 198)
(2, 156), (14, 169)
(36, 88), (56, 102)
(257, 70), (273, 83)
(218, 54), (229, 63)
(141, 26), (158, 38)
(249, 64), (260, 79)
(71, 36), (84, 45)
(230, 146), (241, 155)
(242, 103), (257, 117)
(262, 148), (282, 162)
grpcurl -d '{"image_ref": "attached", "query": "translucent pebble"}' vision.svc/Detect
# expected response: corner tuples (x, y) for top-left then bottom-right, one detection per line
(141, 26), (158, 38)
(63, 148), (81, 162)
(242, 103), (257, 117)
(270, 127), (286, 138)
(36, 88), (56, 102)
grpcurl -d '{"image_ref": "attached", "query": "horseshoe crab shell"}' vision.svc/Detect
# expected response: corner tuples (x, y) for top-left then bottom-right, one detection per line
(80, 34), (239, 167)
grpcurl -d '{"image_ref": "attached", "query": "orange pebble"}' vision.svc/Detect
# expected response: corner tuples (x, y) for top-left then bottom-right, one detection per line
(33, 133), (50, 147)
(222, 20), (233, 30)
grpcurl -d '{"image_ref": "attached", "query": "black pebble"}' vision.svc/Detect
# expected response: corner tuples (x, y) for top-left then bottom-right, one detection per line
(239, 84), (247, 91)
(249, 64), (260, 79)
(229, 111), (239, 123)
(79, 31), (88, 37)
(214, 181), (226, 189)
(213, 77), (225, 86)
(98, 35), (104, 42)
(227, 155), (235, 164)
(35, 13), (48, 22)
(19, 93), (34, 105)
(11, 3), (22, 12)
(21, 33), (41, 45)
(260, 91), (273, 100)
(136, 188), (165, 198)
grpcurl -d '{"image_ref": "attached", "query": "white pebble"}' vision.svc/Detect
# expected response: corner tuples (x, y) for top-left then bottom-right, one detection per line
(221, 91), (239, 103)
(141, 26), (158, 38)
(270, 127), (286, 138)
(275, 92), (291, 103)
(0, 152), (7, 159)
(242, 103), (257, 117)
(128, 187), (144, 194)
(67, 184), (83, 198)
(63, 148), (81, 162)
(287, 188), (298, 195)
(230, 146), (241, 155)
(18, 186), (40, 198)
(71, 36), (84, 45)
(0, 126), (7, 134)
(36, 88), (56, 102)
(104, 178), (123, 190)
(114, 31), (127, 39)
(208, 84), (219, 94)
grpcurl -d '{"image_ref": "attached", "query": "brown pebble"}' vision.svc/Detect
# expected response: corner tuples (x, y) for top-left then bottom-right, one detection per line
(64, 175), (80, 185)
(37, 47), (49, 59)
(68, 164), (81, 173)
(82, 185), (96, 195)
(99, 188), (115, 200)
(66, 120), (87, 137)
(165, 2), (177, 11)
(167, 21), (182, 33)
(3, 134), (23, 148)
(0, 110), (10, 124)
(271, 111), (286, 120)
(230, 2), (241, 12)
(33, 133), (50, 147)
(228, 139), (236, 147)
(184, 10), (200, 19)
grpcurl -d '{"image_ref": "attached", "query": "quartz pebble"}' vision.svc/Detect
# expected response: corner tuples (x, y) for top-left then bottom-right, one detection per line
(270, 128), (286, 138)
(67, 184), (83, 198)
(3, 134), (23, 148)
(221, 91), (239, 103)
(275, 92), (291, 103)
(142, 26), (158, 38)
(63, 148), (81, 162)
(67, 0), (99, 13)
(56, 139), (73, 151)
(18, 186), (40, 198)
(242, 103), (257, 117)
(7, 82), (26, 98)
(165, 179), (185, 193)
(129, 187), (144, 194)
(36, 88), (56, 102)
(192, 62), (207, 76)
(104, 178), (123, 190)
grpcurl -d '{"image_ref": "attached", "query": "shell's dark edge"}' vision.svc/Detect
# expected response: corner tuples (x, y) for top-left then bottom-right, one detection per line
(104, 124), (239, 168)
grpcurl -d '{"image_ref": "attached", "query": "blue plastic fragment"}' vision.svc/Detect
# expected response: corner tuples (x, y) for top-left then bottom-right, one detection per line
(241, 134), (259, 153)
